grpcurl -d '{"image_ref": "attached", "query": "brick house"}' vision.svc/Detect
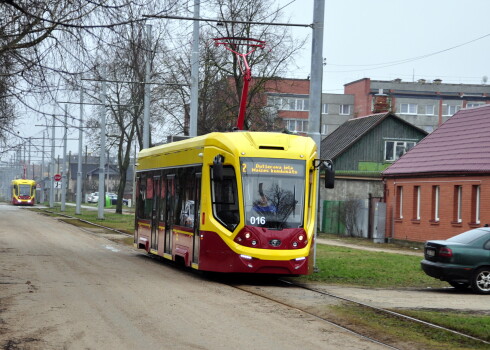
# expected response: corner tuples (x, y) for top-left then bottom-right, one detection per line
(345, 78), (490, 133)
(263, 78), (354, 137)
(382, 104), (490, 243)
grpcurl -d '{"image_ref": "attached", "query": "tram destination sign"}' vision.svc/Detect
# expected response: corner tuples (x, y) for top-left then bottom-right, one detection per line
(241, 158), (305, 177)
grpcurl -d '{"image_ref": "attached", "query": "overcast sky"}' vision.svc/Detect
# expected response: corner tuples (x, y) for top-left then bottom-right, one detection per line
(280, 0), (490, 92)
(10, 0), (490, 162)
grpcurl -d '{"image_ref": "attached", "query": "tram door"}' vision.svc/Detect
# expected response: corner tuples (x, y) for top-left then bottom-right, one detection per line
(150, 176), (161, 251)
(164, 175), (175, 255)
(192, 173), (202, 265)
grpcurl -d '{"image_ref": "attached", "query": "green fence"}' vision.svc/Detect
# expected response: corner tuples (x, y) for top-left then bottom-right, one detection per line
(321, 200), (345, 234)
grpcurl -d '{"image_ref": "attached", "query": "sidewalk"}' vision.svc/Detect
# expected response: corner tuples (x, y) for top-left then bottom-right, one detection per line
(316, 238), (423, 256)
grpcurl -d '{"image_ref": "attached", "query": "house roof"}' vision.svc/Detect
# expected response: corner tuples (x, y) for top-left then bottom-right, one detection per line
(383, 104), (490, 176)
(321, 112), (425, 160)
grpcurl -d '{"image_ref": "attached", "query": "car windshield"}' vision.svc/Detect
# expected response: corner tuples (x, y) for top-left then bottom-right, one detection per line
(447, 228), (490, 244)
(241, 157), (305, 230)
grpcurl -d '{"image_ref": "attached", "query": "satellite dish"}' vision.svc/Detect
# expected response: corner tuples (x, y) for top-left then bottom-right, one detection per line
(483, 76), (488, 84)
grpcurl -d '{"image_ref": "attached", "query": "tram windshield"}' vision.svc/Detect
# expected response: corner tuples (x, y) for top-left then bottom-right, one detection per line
(18, 184), (32, 196)
(241, 158), (306, 230)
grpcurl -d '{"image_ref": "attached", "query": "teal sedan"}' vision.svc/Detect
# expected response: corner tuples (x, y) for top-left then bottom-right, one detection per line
(421, 228), (490, 294)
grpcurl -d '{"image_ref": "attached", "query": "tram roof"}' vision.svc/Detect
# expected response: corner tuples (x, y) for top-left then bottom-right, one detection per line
(11, 179), (36, 184)
(137, 132), (317, 168)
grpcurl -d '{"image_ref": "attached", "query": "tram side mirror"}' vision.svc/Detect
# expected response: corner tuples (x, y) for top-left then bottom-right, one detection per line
(213, 154), (224, 181)
(323, 160), (335, 189)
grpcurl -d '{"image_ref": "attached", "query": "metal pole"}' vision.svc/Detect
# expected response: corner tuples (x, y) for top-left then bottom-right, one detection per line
(143, 24), (152, 149)
(28, 137), (31, 179)
(308, 0), (325, 272)
(98, 67), (107, 219)
(23, 142), (26, 178)
(41, 131), (45, 203)
(49, 114), (55, 208)
(61, 105), (67, 211)
(76, 85), (84, 215)
(189, 0), (200, 137)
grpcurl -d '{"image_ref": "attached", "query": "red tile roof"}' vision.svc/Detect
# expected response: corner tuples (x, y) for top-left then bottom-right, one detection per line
(383, 104), (490, 176)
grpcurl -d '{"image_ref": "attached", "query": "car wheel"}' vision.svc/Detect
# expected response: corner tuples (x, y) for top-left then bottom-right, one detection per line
(471, 268), (490, 294)
(448, 281), (469, 290)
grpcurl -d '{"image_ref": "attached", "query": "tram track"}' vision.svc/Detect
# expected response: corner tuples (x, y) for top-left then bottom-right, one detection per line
(228, 278), (490, 350)
(279, 279), (490, 346)
(230, 280), (400, 349)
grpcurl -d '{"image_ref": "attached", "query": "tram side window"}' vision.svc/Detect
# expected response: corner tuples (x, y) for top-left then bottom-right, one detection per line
(159, 178), (167, 222)
(136, 176), (153, 220)
(212, 166), (239, 230)
(177, 169), (196, 228)
(145, 177), (154, 219)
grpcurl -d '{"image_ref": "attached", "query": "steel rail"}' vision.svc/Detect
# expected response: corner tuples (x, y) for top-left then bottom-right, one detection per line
(278, 279), (490, 346)
(229, 282), (400, 350)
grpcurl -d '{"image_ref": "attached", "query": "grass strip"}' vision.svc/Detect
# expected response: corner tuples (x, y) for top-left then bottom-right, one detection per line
(328, 304), (489, 350)
(300, 244), (446, 288)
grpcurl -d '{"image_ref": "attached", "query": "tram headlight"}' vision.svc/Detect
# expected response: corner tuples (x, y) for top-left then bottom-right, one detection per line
(290, 230), (308, 249)
(234, 229), (261, 248)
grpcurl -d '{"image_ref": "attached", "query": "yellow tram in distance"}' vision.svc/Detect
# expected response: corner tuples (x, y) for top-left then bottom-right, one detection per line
(11, 179), (36, 206)
(134, 132), (333, 275)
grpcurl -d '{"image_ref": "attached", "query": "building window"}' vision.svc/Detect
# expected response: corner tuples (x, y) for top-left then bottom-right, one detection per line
(400, 103), (418, 114)
(425, 105), (435, 115)
(467, 103), (483, 109)
(322, 103), (329, 114)
(268, 97), (309, 111)
(396, 186), (403, 219)
(321, 124), (328, 135)
(454, 185), (462, 223)
(472, 185), (481, 224)
(339, 104), (351, 115)
(432, 185), (440, 222)
(285, 119), (308, 132)
(444, 104), (461, 116)
(384, 141), (416, 162)
(413, 186), (421, 220)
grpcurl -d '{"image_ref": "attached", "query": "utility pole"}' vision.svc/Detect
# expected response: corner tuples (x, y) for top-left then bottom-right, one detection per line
(61, 105), (68, 211)
(49, 114), (55, 208)
(143, 24), (152, 149)
(27, 137), (31, 179)
(308, 0), (325, 272)
(189, 0), (200, 137)
(76, 85), (84, 215)
(98, 67), (107, 220)
(41, 131), (45, 203)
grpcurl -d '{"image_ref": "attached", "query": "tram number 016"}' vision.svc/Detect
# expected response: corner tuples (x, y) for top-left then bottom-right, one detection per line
(250, 216), (266, 225)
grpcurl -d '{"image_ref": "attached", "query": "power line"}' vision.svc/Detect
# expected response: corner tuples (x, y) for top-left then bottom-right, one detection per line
(325, 33), (490, 73)
(143, 14), (312, 28)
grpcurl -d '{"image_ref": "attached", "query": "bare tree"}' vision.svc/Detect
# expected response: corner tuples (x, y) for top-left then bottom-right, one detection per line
(161, 0), (307, 135)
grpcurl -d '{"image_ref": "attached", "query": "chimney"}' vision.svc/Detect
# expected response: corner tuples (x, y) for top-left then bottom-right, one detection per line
(372, 90), (390, 113)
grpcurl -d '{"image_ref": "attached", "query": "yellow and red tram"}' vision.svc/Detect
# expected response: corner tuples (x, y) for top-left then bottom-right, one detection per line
(134, 132), (332, 275)
(11, 179), (36, 206)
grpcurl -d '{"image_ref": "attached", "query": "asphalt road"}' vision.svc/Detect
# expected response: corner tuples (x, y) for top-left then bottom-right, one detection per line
(0, 204), (384, 350)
